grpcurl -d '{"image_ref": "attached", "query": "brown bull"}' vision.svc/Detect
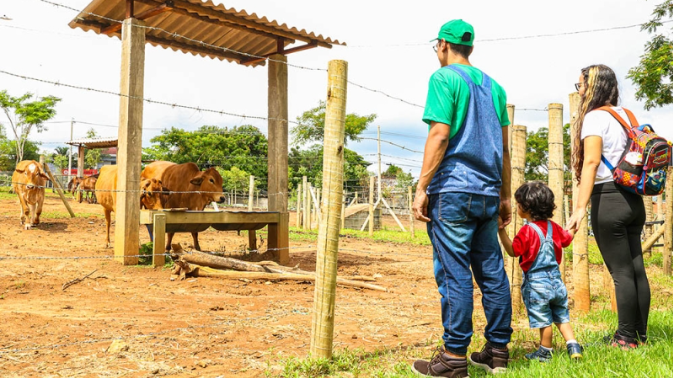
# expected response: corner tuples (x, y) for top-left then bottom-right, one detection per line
(67, 177), (82, 198)
(77, 175), (98, 204)
(141, 161), (225, 251)
(96, 165), (167, 248)
(12, 160), (49, 230)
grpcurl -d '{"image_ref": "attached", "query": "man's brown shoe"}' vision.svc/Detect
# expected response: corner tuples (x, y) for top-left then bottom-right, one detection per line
(411, 347), (469, 377)
(468, 342), (508, 374)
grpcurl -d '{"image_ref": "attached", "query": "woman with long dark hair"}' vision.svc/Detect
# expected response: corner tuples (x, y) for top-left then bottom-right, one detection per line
(566, 64), (650, 349)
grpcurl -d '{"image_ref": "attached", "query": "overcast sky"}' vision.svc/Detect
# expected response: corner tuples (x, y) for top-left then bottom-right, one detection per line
(1, 0), (672, 178)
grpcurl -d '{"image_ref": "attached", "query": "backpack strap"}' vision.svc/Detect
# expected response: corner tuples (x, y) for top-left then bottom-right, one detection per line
(595, 106), (636, 139)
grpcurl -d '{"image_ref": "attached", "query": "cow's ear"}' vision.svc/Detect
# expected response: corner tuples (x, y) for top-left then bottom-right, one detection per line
(39, 173), (50, 180)
(190, 176), (204, 186)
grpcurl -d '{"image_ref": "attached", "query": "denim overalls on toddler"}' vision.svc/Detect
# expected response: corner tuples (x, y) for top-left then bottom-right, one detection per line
(521, 221), (570, 328)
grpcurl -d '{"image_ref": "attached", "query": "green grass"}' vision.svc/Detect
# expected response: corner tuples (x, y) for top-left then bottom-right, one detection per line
(273, 310), (673, 377)
(284, 226), (432, 246)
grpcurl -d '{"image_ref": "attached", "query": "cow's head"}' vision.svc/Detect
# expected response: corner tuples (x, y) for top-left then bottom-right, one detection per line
(140, 178), (169, 210)
(15, 163), (49, 190)
(189, 167), (225, 203)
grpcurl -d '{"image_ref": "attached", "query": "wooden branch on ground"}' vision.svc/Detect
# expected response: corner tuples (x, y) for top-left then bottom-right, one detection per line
(643, 226), (666, 252)
(62, 269), (97, 291)
(171, 244), (266, 272)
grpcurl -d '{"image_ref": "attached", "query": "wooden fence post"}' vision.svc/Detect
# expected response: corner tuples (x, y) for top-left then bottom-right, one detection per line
(664, 167), (673, 276)
(369, 176), (374, 236)
(303, 176), (309, 230)
(408, 186), (415, 239)
(504, 104), (516, 285)
(644, 198), (653, 256)
(569, 92), (591, 312)
(248, 175), (254, 212)
(510, 125), (527, 315)
(307, 183), (313, 231)
(310, 59), (347, 359)
(548, 103), (566, 281)
(296, 183), (302, 228)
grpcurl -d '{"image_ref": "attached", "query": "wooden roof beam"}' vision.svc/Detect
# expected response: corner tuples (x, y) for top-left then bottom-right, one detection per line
(102, 2), (174, 35)
(134, 0), (294, 44)
(169, 0), (332, 49)
(241, 40), (318, 66)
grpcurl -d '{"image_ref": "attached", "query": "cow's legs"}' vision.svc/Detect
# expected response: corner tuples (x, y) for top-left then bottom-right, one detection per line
(17, 195), (29, 226)
(104, 209), (112, 248)
(165, 232), (175, 252)
(34, 197), (43, 225)
(191, 232), (201, 251)
(27, 202), (36, 230)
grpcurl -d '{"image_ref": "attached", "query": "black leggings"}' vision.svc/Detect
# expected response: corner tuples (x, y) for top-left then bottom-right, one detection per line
(591, 182), (650, 340)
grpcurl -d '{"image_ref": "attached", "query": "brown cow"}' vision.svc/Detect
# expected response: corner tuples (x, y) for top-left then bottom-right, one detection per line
(67, 177), (82, 198)
(141, 161), (225, 251)
(77, 175), (98, 204)
(96, 165), (167, 248)
(12, 160), (49, 230)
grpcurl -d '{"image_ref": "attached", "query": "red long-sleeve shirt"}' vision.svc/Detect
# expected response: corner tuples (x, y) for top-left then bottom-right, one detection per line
(512, 220), (573, 272)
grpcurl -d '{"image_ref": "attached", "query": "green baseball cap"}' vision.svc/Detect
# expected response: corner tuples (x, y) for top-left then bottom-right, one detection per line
(431, 19), (474, 46)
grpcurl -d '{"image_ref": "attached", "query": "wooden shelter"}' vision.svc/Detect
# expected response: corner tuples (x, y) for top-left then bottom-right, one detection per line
(65, 137), (118, 178)
(68, 0), (344, 265)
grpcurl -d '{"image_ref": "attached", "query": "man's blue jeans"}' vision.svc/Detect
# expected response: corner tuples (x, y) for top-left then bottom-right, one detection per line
(427, 192), (513, 355)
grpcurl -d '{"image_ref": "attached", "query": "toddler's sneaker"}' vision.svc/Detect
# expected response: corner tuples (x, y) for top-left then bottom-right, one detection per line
(525, 346), (552, 362)
(566, 342), (583, 359)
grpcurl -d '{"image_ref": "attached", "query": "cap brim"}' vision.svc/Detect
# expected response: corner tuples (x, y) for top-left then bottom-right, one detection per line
(429, 38), (438, 42)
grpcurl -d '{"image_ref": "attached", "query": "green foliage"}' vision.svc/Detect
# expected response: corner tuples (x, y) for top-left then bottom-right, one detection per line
(0, 90), (60, 163)
(628, 0), (673, 109)
(524, 123), (571, 190)
(143, 125), (268, 187)
(215, 166), (252, 192)
(288, 145), (371, 190)
(84, 128), (101, 169)
(51, 146), (70, 171)
(291, 101), (376, 146)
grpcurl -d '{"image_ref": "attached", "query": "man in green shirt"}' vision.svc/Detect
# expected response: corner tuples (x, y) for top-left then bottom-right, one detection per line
(411, 20), (513, 377)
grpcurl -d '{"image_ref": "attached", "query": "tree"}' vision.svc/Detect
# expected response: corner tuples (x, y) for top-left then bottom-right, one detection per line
(0, 90), (60, 164)
(84, 128), (101, 169)
(52, 146), (70, 171)
(628, 1), (673, 109)
(383, 164), (404, 178)
(216, 166), (251, 193)
(0, 123), (41, 171)
(524, 123), (572, 191)
(143, 125), (268, 187)
(291, 101), (377, 146)
(288, 144), (371, 190)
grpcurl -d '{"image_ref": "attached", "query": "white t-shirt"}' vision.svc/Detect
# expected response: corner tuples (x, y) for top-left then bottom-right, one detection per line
(580, 107), (630, 184)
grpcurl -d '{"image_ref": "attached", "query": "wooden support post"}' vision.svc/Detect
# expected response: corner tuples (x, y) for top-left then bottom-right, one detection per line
(303, 176), (309, 231)
(114, 17), (145, 265)
(408, 186), (415, 239)
(248, 230), (257, 251)
(664, 167), (673, 276)
(77, 145), (85, 178)
(504, 104), (516, 282)
(644, 197), (654, 256)
(248, 175), (254, 211)
(307, 183), (313, 231)
(510, 125), (527, 315)
(42, 159), (75, 218)
(658, 194), (664, 249)
(564, 195), (570, 226)
(570, 92), (590, 312)
(268, 52), (289, 265)
(349, 193), (358, 207)
(152, 213), (166, 267)
(548, 103), (566, 281)
(317, 188), (322, 221)
(506, 104), (515, 155)
(296, 183), (302, 228)
(311, 59), (347, 359)
(369, 176), (374, 236)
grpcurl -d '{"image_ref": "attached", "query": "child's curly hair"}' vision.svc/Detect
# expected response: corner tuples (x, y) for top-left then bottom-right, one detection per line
(514, 181), (556, 221)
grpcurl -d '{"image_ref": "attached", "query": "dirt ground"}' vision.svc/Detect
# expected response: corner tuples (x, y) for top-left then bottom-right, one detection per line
(0, 192), (609, 377)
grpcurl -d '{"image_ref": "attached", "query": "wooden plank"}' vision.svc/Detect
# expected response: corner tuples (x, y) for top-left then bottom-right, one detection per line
(114, 18), (146, 266)
(145, 35), (250, 62)
(241, 41), (319, 66)
(102, 3), (173, 35)
(139, 210), (280, 224)
(42, 161), (75, 218)
(153, 213), (166, 267)
(77, 145), (84, 178)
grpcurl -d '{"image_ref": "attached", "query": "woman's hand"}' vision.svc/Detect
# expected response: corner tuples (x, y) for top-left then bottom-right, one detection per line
(566, 208), (587, 233)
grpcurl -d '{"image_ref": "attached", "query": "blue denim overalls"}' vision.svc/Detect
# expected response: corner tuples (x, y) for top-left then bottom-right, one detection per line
(426, 65), (512, 355)
(522, 221), (570, 328)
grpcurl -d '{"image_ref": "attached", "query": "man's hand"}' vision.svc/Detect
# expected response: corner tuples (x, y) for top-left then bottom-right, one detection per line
(499, 198), (512, 229)
(413, 190), (431, 222)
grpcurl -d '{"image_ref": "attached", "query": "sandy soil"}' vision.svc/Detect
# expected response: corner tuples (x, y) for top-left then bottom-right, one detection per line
(0, 192), (613, 377)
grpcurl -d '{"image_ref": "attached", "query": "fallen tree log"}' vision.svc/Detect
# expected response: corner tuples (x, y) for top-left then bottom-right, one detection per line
(176, 262), (387, 291)
(171, 244), (267, 272)
(642, 226), (665, 252)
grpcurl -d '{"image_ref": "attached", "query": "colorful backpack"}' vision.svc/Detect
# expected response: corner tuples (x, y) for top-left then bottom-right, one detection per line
(597, 106), (671, 196)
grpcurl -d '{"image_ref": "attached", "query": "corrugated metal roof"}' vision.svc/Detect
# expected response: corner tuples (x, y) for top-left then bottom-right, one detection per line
(68, 0), (345, 67)
(66, 137), (119, 149)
